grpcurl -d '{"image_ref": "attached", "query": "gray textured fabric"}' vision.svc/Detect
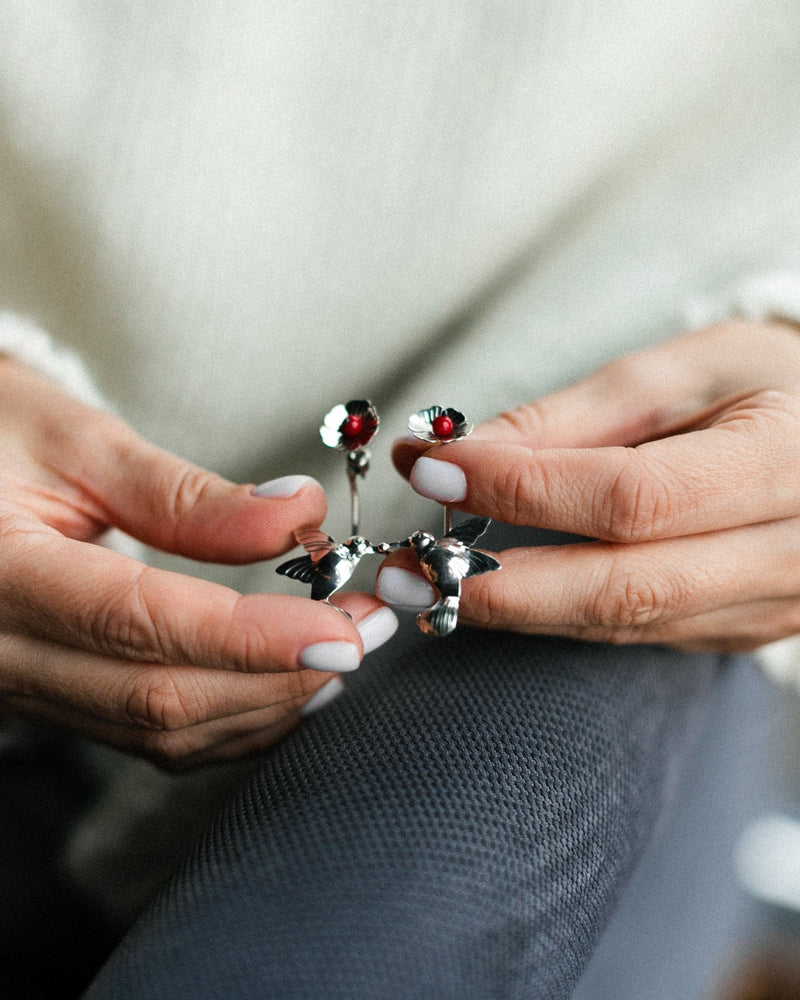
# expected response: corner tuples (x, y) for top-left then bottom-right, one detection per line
(571, 656), (786, 1000)
(83, 621), (724, 999)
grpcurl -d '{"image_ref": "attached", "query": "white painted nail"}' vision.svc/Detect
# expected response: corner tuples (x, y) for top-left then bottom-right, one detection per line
(252, 475), (318, 498)
(299, 676), (345, 717)
(356, 606), (399, 654)
(299, 640), (360, 673)
(376, 567), (436, 609)
(410, 456), (467, 503)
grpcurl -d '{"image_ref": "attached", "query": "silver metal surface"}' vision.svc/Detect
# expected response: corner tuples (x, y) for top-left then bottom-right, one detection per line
(408, 405), (473, 538)
(401, 516), (501, 637)
(277, 401), (498, 636)
(320, 400), (379, 535)
(276, 528), (396, 607)
(407, 405), (473, 444)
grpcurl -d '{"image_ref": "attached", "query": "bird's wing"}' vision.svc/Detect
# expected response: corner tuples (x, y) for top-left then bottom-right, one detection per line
(294, 528), (336, 562)
(275, 554), (318, 583)
(463, 549), (501, 578)
(446, 516), (492, 547)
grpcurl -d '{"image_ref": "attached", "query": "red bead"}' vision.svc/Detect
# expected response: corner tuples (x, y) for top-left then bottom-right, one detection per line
(432, 414), (454, 438)
(340, 414), (363, 438)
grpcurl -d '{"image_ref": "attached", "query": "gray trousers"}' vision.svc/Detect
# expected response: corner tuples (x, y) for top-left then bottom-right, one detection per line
(80, 607), (781, 999)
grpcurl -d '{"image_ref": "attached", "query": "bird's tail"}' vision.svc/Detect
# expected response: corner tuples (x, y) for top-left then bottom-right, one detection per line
(417, 597), (459, 637)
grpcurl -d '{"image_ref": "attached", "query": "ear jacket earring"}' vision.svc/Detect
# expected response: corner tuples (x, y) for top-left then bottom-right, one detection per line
(276, 400), (500, 636)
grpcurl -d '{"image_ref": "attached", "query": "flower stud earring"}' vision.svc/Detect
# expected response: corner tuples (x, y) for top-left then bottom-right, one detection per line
(408, 405), (472, 535)
(278, 399), (401, 614)
(408, 406), (472, 444)
(276, 398), (499, 636)
(320, 399), (379, 536)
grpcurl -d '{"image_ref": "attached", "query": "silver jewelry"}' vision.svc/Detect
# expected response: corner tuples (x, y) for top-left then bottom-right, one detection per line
(408, 405), (472, 534)
(396, 516), (500, 636)
(276, 529), (392, 617)
(277, 400), (500, 636)
(320, 399), (379, 536)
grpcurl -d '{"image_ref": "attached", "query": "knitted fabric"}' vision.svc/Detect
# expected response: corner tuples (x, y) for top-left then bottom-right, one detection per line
(84, 624), (720, 999)
(0, 313), (107, 409)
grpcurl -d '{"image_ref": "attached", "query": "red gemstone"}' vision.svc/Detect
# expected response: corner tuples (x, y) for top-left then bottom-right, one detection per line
(340, 414), (364, 438)
(432, 414), (454, 438)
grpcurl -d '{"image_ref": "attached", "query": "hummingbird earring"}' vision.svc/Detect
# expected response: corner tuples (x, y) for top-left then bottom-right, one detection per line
(396, 516), (500, 637)
(277, 400), (397, 616)
(276, 528), (392, 609)
(275, 399), (500, 636)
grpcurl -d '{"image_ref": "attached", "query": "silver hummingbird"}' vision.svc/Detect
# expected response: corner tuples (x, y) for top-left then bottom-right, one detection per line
(402, 516), (501, 637)
(277, 528), (393, 606)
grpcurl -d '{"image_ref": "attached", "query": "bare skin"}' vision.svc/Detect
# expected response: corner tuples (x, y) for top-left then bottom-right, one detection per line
(0, 359), (385, 769)
(385, 319), (800, 653)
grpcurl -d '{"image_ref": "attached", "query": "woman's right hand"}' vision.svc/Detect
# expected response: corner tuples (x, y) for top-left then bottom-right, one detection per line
(0, 359), (391, 768)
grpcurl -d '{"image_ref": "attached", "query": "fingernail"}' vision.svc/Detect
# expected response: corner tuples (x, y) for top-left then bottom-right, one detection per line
(253, 475), (318, 498)
(410, 456), (467, 503)
(299, 677), (345, 717)
(299, 640), (360, 673)
(376, 567), (436, 609)
(356, 606), (399, 654)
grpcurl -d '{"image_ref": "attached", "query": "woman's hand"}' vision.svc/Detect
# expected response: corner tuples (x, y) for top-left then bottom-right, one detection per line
(0, 359), (392, 768)
(381, 319), (800, 652)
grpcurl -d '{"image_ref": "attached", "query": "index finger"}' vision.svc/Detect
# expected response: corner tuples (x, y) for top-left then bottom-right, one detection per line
(0, 526), (365, 671)
(407, 390), (800, 542)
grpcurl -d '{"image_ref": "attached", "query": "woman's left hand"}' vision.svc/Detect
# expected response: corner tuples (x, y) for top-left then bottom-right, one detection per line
(380, 319), (800, 652)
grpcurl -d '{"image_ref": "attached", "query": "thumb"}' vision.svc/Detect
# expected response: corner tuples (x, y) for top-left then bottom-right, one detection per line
(84, 416), (326, 563)
(472, 320), (800, 450)
(472, 355), (687, 451)
(392, 336), (708, 481)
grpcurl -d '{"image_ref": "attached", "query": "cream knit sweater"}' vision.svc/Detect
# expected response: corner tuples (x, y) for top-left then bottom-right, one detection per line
(2, 1), (800, 677)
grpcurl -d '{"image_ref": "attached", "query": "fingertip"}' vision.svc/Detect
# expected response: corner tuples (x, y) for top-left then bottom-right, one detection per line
(409, 455), (467, 503)
(218, 476), (328, 561)
(376, 565), (436, 610)
(391, 437), (431, 480)
(355, 605), (399, 654)
(299, 676), (346, 717)
(252, 475), (321, 498)
(299, 640), (361, 673)
(295, 602), (399, 671)
(333, 594), (399, 654)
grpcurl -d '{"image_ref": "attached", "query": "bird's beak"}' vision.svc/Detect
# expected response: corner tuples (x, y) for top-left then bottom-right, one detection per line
(383, 538), (411, 551)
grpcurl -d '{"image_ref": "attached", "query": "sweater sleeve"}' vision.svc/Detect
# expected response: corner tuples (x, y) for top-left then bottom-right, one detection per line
(684, 272), (800, 330)
(686, 273), (800, 693)
(0, 310), (147, 560)
(0, 311), (108, 409)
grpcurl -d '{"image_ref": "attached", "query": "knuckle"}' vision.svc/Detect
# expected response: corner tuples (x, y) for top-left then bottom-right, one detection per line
(749, 387), (800, 417)
(218, 596), (274, 673)
(459, 570), (527, 631)
(490, 460), (541, 525)
(123, 670), (200, 732)
(714, 390), (800, 444)
(286, 669), (321, 701)
(489, 401), (548, 441)
(740, 390), (800, 443)
(601, 453), (676, 542)
(590, 557), (675, 629)
(461, 574), (499, 628)
(166, 465), (219, 536)
(89, 567), (166, 662)
(599, 351), (665, 403)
